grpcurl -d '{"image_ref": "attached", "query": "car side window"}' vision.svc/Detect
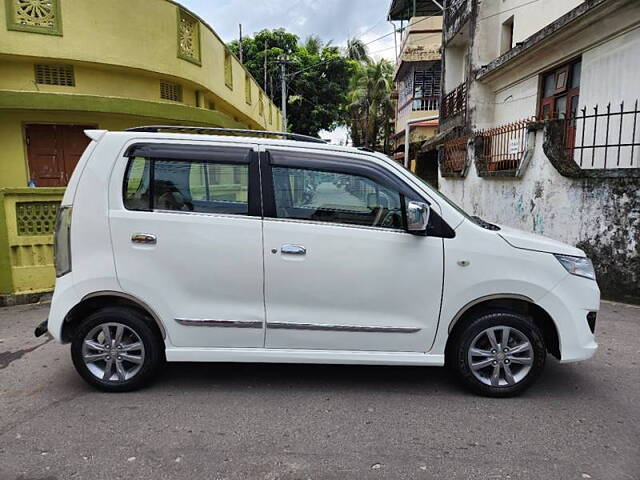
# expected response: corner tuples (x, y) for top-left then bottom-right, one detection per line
(272, 166), (403, 229)
(123, 157), (151, 211)
(123, 157), (249, 215)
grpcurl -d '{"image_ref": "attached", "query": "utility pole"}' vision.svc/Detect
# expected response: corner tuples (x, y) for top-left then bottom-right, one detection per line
(279, 58), (288, 132)
(264, 42), (268, 93)
(239, 24), (243, 64)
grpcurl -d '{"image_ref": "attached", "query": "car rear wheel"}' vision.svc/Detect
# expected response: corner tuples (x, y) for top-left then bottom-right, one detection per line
(453, 311), (546, 397)
(71, 307), (163, 392)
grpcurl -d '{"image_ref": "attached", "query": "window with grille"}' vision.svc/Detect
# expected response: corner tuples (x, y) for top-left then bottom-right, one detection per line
(259, 91), (264, 117)
(224, 50), (233, 89)
(34, 64), (75, 86)
(160, 81), (183, 102)
(413, 63), (441, 111)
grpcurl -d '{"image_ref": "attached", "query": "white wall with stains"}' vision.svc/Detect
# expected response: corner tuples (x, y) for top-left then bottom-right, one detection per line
(439, 132), (640, 302)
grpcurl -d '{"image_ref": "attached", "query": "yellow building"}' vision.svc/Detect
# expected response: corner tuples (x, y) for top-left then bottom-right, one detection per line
(388, 0), (442, 186)
(0, 0), (281, 303)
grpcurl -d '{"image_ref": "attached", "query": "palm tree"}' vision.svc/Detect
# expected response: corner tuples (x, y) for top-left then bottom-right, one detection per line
(303, 35), (323, 55)
(346, 58), (394, 151)
(345, 38), (370, 63)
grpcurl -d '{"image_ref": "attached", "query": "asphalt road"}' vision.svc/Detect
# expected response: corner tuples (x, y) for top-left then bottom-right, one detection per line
(0, 301), (638, 480)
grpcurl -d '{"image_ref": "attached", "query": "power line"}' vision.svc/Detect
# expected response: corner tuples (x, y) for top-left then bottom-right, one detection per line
(478, 0), (541, 21)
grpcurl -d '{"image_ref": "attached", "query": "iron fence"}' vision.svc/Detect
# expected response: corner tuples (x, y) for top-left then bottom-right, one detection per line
(441, 135), (469, 174)
(566, 100), (640, 169)
(441, 83), (467, 120)
(479, 118), (534, 172)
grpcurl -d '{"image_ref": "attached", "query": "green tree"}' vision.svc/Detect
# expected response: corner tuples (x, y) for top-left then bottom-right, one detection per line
(229, 29), (351, 137)
(345, 48), (395, 152)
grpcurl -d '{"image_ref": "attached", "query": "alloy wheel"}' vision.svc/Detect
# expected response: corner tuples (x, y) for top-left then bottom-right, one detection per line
(467, 326), (533, 387)
(81, 322), (145, 382)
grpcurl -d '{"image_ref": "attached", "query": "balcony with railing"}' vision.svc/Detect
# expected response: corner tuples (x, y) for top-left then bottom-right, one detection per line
(440, 134), (470, 176)
(441, 83), (467, 121)
(478, 118), (536, 174)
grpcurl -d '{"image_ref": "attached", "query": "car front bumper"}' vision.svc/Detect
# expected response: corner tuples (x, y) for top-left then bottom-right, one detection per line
(537, 273), (600, 363)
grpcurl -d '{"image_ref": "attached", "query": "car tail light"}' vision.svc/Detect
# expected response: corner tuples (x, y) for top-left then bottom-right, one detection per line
(54, 206), (72, 277)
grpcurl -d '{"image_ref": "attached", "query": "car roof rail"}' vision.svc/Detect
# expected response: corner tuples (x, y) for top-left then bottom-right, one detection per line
(126, 126), (328, 144)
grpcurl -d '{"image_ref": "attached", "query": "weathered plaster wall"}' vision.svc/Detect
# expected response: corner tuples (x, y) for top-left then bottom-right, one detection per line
(475, 0), (584, 66)
(439, 132), (640, 303)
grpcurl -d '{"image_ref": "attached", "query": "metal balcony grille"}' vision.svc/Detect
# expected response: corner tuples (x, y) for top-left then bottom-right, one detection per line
(441, 135), (469, 174)
(34, 64), (75, 86)
(479, 118), (534, 172)
(441, 83), (467, 120)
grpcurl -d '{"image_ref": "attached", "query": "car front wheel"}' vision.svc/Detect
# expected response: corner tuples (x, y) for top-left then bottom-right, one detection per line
(453, 312), (546, 397)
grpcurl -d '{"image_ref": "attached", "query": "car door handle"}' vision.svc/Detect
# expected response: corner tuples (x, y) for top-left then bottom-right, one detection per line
(131, 233), (157, 245)
(281, 244), (306, 255)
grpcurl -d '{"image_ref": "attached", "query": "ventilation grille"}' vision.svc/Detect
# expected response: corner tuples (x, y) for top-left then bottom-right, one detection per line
(16, 201), (59, 236)
(34, 64), (75, 86)
(160, 81), (182, 102)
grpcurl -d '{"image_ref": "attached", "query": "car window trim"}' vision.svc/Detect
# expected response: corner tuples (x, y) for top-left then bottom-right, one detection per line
(267, 149), (423, 201)
(124, 143), (252, 164)
(122, 147), (261, 217)
(261, 148), (455, 238)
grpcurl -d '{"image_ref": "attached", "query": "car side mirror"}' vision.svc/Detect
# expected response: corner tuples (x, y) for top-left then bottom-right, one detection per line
(406, 201), (430, 235)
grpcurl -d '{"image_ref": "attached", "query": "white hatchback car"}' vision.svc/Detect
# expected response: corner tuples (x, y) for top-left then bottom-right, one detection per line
(37, 127), (599, 397)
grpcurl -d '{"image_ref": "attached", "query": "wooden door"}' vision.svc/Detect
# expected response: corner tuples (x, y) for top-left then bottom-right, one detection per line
(60, 126), (92, 184)
(25, 124), (93, 187)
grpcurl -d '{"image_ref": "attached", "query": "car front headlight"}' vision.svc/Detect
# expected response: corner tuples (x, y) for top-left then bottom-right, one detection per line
(554, 254), (596, 281)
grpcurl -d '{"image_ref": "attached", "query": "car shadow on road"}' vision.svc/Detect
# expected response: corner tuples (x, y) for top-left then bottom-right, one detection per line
(159, 361), (460, 394)
(151, 357), (594, 399)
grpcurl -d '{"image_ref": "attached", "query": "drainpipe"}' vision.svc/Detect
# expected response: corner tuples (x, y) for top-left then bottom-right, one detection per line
(404, 115), (439, 169)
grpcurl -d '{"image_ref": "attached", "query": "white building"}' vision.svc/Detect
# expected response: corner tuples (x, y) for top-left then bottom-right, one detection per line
(429, 0), (640, 302)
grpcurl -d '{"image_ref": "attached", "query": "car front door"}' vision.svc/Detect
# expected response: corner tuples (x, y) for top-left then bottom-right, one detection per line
(109, 141), (265, 348)
(262, 148), (445, 353)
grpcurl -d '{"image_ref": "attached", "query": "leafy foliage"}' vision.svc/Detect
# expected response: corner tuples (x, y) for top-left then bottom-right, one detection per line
(229, 29), (352, 137)
(228, 30), (395, 151)
(346, 55), (395, 152)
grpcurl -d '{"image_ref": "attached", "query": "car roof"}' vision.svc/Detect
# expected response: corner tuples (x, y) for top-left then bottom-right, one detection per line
(94, 129), (384, 159)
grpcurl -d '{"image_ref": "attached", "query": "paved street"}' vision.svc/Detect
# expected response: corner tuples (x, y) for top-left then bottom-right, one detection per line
(0, 301), (638, 480)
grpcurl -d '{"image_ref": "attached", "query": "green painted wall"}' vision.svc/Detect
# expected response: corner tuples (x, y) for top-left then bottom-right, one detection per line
(0, 0), (280, 130)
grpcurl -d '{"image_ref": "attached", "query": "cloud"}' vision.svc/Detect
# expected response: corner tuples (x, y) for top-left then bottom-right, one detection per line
(178, 0), (397, 60)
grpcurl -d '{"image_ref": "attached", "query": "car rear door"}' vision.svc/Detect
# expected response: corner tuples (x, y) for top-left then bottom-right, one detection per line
(261, 147), (445, 353)
(109, 141), (265, 348)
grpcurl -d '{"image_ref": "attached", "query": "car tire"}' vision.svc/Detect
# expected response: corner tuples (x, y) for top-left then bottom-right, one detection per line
(71, 306), (163, 392)
(452, 311), (546, 397)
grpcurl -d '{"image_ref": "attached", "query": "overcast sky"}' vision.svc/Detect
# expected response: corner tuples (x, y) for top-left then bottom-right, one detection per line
(178, 0), (397, 142)
(179, 0), (397, 61)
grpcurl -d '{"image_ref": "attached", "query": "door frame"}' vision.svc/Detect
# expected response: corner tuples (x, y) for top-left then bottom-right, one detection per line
(109, 138), (266, 348)
(22, 122), (98, 187)
(257, 145), (450, 352)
